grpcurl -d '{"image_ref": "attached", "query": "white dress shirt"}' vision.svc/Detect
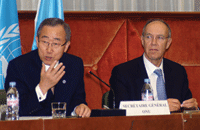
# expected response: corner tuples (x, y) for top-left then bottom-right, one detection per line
(143, 54), (165, 100)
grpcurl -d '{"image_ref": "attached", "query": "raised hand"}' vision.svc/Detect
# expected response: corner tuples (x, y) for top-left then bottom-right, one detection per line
(39, 60), (65, 94)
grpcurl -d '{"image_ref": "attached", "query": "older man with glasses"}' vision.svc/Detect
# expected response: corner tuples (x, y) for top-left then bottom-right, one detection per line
(5, 18), (91, 117)
(109, 19), (198, 112)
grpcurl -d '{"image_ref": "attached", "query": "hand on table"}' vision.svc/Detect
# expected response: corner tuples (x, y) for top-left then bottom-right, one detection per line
(167, 98), (198, 112)
(167, 98), (181, 112)
(75, 104), (91, 118)
(181, 98), (198, 110)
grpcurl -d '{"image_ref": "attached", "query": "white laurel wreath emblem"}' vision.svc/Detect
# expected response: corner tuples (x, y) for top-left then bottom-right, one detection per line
(0, 23), (19, 50)
(0, 23), (20, 78)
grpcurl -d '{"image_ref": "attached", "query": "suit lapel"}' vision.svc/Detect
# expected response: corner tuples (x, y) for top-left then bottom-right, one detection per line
(135, 56), (148, 99)
(54, 53), (70, 102)
(28, 50), (42, 89)
(163, 58), (173, 98)
(54, 74), (69, 102)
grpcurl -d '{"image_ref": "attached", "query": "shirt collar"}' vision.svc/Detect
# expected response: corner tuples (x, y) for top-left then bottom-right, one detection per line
(143, 53), (164, 76)
(44, 62), (59, 72)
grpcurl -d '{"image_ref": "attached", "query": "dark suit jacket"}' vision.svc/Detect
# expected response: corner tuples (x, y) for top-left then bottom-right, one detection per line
(5, 49), (87, 116)
(110, 56), (192, 108)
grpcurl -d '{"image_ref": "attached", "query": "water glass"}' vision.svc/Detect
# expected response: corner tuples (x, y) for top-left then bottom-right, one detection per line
(51, 102), (66, 119)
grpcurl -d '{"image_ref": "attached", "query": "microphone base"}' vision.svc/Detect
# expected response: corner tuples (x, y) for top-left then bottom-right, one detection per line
(90, 109), (126, 117)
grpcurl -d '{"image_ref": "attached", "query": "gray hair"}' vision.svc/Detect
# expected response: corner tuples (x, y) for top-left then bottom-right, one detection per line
(142, 19), (171, 38)
(37, 18), (71, 43)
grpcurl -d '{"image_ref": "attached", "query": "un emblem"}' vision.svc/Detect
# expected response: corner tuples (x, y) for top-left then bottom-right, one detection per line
(0, 23), (21, 89)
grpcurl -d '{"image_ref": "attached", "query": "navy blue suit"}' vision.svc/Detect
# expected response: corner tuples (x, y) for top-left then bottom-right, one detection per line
(5, 49), (87, 116)
(110, 56), (192, 108)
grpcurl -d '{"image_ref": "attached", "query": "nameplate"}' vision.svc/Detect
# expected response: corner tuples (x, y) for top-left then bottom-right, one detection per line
(119, 100), (170, 116)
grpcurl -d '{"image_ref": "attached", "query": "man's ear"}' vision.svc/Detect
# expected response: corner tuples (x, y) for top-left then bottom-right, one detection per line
(36, 36), (39, 48)
(141, 35), (145, 47)
(166, 38), (172, 49)
(64, 41), (70, 52)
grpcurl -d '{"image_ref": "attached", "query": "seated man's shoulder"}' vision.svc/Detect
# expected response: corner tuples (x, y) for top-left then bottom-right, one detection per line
(114, 56), (142, 70)
(9, 50), (37, 64)
(164, 58), (184, 67)
(164, 58), (186, 72)
(62, 53), (83, 63)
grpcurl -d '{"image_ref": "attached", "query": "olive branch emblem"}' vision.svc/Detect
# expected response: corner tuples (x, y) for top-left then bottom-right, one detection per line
(0, 23), (19, 51)
(0, 23), (20, 80)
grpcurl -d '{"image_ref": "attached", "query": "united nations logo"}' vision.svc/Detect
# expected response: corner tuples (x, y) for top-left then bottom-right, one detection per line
(0, 23), (21, 89)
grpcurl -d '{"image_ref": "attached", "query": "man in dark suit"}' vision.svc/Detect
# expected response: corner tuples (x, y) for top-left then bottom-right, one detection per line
(110, 19), (198, 112)
(5, 18), (91, 117)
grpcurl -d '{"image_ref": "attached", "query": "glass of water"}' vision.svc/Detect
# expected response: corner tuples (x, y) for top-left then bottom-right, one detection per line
(51, 102), (66, 119)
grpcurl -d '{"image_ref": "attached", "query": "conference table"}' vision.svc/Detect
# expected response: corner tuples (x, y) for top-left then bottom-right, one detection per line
(0, 112), (200, 130)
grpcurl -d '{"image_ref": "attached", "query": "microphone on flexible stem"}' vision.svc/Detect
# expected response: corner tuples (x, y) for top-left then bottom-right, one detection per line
(88, 70), (126, 117)
(88, 70), (115, 109)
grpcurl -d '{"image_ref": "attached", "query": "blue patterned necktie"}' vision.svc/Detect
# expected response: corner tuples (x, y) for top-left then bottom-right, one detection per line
(154, 69), (167, 100)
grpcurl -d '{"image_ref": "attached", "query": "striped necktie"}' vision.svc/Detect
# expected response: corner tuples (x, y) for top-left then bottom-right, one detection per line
(154, 69), (167, 100)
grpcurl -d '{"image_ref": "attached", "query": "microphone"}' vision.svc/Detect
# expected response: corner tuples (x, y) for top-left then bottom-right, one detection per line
(88, 70), (115, 109)
(88, 70), (126, 117)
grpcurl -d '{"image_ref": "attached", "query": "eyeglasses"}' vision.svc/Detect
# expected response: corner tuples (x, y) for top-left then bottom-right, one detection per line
(143, 34), (169, 43)
(39, 40), (66, 49)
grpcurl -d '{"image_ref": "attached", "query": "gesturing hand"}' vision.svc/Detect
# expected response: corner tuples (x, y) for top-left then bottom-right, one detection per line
(39, 60), (65, 94)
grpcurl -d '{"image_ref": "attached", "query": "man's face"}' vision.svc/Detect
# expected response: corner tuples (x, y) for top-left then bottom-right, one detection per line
(141, 21), (172, 66)
(36, 25), (70, 65)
